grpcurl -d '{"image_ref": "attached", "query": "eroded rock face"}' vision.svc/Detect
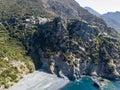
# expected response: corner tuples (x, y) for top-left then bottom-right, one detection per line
(30, 18), (120, 81)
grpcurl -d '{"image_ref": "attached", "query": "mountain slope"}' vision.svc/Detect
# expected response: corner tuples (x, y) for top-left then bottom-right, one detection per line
(102, 12), (120, 33)
(84, 7), (101, 17)
(0, 24), (35, 89)
(0, 0), (120, 89)
(0, 0), (118, 39)
(84, 7), (120, 33)
(103, 12), (120, 24)
(30, 18), (120, 81)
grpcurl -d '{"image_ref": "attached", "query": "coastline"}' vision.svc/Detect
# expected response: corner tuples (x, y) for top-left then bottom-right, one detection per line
(8, 70), (119, 90)
(9, 70), (70, 90)
(81, 75), (110, 89)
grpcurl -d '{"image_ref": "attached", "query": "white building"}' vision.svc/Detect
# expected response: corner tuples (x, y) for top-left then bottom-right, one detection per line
(37, 17), (48, 25)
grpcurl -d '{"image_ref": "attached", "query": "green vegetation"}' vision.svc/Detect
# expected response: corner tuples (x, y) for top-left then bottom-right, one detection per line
(88, 35), (120, 64)
(0, 0), (46, 19)
(0, 25), (35, 88)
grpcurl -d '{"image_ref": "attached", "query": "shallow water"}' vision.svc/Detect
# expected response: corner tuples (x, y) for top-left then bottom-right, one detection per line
(61, 77), (98, 90)
(61, 77), (120, 90)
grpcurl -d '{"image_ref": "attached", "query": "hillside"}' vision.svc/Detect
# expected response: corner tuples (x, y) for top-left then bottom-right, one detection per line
(84, 7), (101, 17)
(0, 0), (119, 41)
(30, 18), (120, 81)
(42, 0), (118, 37)
(84, 7), (120, 33)
(103, 12), (120, 24)
(0, 24), (35, 89)
(0, 0), (120, 89)
(102, 12), (120, 33)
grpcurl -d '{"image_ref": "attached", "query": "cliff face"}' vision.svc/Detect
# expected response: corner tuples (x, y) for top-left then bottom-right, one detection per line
(30, 18), (120, 80)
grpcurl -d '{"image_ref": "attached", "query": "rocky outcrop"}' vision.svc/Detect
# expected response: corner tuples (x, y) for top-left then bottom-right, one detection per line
(29, 18), (120, 81)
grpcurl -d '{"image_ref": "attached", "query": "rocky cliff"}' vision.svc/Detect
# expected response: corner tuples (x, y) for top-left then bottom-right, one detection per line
(30, 18), (120, 81)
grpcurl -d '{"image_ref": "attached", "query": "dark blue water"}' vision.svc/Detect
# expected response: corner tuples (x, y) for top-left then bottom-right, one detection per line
(61, 77), (120, 90)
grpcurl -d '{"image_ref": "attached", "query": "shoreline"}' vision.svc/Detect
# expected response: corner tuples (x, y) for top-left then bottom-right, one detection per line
(80, 75), (110, 89)
(8, 70), (117, 90)
(9, 70), (70, 90)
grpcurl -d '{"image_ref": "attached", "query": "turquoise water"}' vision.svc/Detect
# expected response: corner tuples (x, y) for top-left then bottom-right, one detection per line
(61, 77), (98, 90)
(61, 77), (120, 90)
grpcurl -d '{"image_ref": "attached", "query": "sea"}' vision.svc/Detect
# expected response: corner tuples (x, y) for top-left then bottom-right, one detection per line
(61, 77), (120, 90)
